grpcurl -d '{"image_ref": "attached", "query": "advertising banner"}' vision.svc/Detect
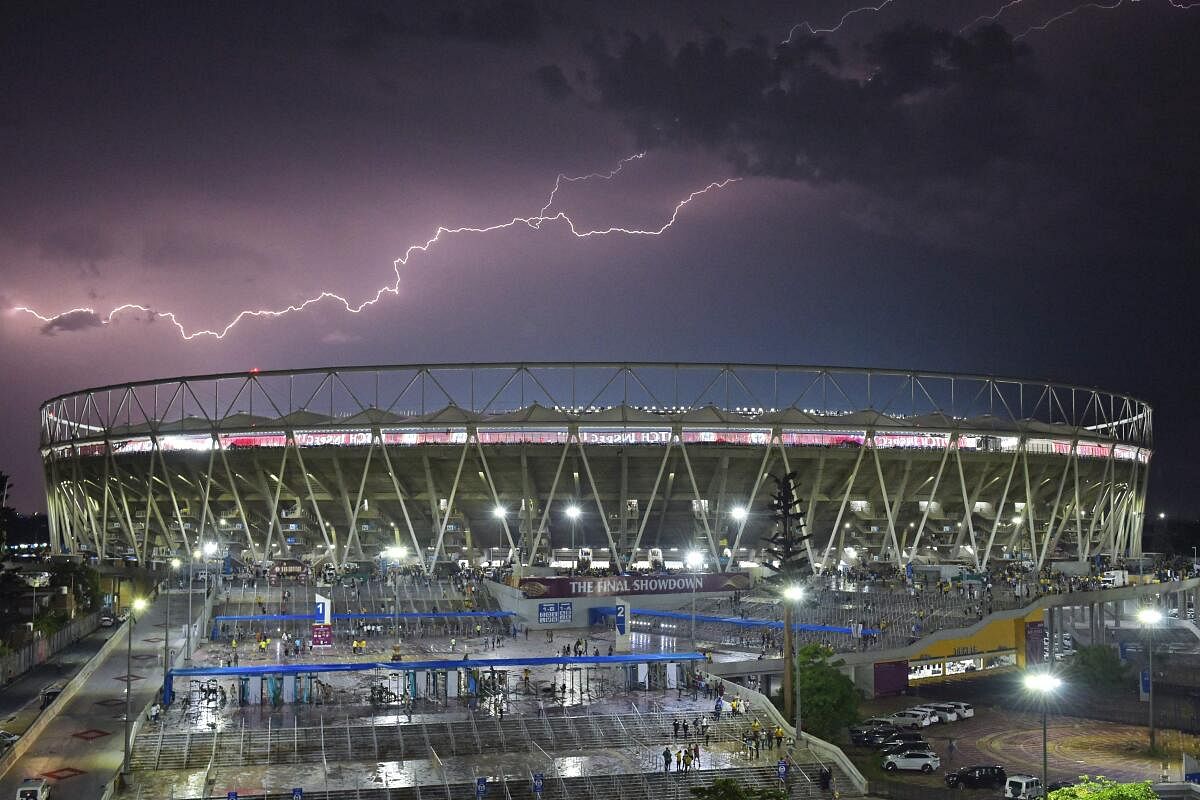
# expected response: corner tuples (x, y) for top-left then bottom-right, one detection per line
(519, 571), (751, 599)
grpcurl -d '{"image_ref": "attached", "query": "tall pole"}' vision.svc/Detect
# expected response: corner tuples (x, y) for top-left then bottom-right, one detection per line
(783, 600), (794, 726)
(1041, 699), (1048, 788)
(186, 556), (194, 663)
(123, 608), (136, 776)
(690, 580), (697, 648)
(1147, 625), (1156, 749)
(163, 576), (171, 693)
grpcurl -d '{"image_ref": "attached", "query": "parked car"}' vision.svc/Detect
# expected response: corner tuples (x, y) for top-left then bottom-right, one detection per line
(0, 730), (18, 750)
(942, 702), (975, 719)
(888, 710), (931, 729)
(883, 749), (941, 773)
(881, 739), (931, 756)
(15, 777), (51, 799)
(926, 703), (965, 721)
(862, 727), (902, 747)
(874, 731), (927, 749)
(913, 704), (957, 723)
(1006, 774), (1045, 800)
(851, 724), (897, 745)
(946, 765), (1007, 789)
(99, 610), (115, 627)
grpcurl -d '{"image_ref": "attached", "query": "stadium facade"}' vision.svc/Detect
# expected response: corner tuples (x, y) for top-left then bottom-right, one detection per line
(39, 362), (1152, 572)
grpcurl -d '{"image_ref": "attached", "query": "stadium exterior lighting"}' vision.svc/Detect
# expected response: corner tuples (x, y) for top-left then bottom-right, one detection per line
(492, 505), (506, 519)
(203, 541), (219, 556)
(783, 584), (804, 602)
(685, 550), (705, 647)
(565, 505), (581, 519)
(730, 506), (748, 522)
(1022, 670), (1062, 789)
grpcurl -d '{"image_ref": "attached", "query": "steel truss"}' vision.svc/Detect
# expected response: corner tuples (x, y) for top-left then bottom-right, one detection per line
(40, 363), (1151, 569)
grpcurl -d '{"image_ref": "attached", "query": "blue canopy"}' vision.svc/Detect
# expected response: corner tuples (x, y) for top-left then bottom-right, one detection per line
(632, 608), (879, 636)
(214, 611), (514, 622)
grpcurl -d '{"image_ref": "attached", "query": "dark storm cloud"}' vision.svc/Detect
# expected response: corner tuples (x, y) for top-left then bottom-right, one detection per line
(38, 225), (117, 276)
(142, 230), (274, 270)
(577, 24), (1034, 190)
(38, 309), (103, 336)
(534, 64), (572, 100)
(437, 1), (542, 45)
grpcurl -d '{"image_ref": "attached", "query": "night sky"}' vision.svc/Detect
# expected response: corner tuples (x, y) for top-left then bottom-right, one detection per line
(1, 1), (1198, 516)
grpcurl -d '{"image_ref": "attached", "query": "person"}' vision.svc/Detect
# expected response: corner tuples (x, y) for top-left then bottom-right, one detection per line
(673, 718), (680, 739)
(682, 721), (689, 738)
(819, 766), (832, 790)
(662, 746), (672, 773)
(682, 748), (693, 774)
(701, 716), (710, 745)
(692, 742), (700, 767)
(675, 748), (683, 772)
(450, 637), (457, 652)
(774, 725), (784, 749)
(713, 698), (722, 721)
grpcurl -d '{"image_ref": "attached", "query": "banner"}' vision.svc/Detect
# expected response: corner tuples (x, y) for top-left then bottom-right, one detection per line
(314, 594), (332, 625)
(518, 571), (751, 599)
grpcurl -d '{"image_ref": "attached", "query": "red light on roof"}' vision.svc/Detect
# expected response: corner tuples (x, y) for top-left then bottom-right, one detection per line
(250, 367), (260, 374)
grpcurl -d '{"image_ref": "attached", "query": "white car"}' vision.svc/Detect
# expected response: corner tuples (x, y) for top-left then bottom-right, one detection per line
(916, 704), (959, 723)
(905, 707), (939, 726)
(883, 749), (941, 773)
(942, 701), (975, 719)
(1006, 774), (1045, 799)
(0, 730), (18, 750)
(888, 710), (931, 729)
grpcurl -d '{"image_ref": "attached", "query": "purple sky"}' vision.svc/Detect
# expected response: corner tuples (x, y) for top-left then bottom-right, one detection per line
(2, 1), (1198, 515)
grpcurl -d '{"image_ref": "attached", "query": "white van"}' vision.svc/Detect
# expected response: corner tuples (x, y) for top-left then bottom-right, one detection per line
(1100, 570), (1128, 588)
(1006, 774), (1044, 800)
(16, 777), (51, 800)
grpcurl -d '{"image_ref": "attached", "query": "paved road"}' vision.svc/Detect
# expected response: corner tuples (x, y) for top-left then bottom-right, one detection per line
(0, 624), (116, 737)
(0, 589), (204, 799)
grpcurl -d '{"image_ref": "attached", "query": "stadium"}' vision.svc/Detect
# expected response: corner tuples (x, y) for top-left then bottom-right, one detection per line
(40, 362), (1152, 572)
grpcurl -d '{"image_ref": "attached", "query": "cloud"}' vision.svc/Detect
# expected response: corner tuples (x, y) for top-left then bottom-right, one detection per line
(436, 1), (542, 45)
(320, 330), (363, 344)
(142, 229), (274, 270)
(38, 309), (103, 336)
(575, 23), (1034, 190)
(38, 225), (117, 276)
(534, 64), (572, 100)
(333, 9), (406, 56)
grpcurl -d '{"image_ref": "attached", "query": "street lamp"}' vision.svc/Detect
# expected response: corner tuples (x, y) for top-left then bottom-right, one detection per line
(730, 506), (748, 522)
(783, 583), (804, 733)
(1137, 606), (1163, 749)
(685, 551), (704, 647)
(123, 597), (148, 777)
(1023, 670), (1063, 789)
(165, 559), (180, 692)
(186, 549), (200, 663)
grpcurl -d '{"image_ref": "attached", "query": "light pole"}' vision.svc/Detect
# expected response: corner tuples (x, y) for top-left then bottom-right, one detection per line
(1137, 606), (1163, 750)
(123, 597), (148, 777)
(685, 551), (704, 647)
(385, 545), (407, 647)
(1023, 670), (1062, 789)
(165, 558), (180, 693)
(186, 549), (199, 663)
(783, 584), (804, 733)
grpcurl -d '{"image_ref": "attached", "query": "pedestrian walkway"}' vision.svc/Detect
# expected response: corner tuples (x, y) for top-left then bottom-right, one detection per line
(0, 588), (205, 800)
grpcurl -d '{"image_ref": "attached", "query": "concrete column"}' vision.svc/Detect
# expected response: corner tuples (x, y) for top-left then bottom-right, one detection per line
(1113, 599), (1121, 628)
(1044, 606), (1055, 663)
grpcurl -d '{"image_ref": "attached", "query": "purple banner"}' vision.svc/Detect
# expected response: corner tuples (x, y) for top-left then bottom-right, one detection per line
(518, 572), (751, 599)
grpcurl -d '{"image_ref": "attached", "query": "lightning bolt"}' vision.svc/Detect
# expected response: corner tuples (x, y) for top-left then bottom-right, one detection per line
(14, 158), (738, 341)
(782, 0), (898, 43)
(1012, 0), (1199, 40)
(959, 0), (1030, 33)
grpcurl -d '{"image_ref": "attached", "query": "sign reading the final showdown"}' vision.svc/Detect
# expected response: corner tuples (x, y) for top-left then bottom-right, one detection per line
(518, 572), (751, 599)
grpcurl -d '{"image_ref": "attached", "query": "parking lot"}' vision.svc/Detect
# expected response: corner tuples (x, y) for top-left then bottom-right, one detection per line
(845, 693), (1198, 790)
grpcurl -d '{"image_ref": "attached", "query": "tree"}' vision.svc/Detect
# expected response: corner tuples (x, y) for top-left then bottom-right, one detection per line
(1069, 645), (1129, 689)
(1048, 777), (1155, 800)
(0, 471), (12, 551)
(761, 471), (812, 727)
(773, 643), (859, 741)
(690, 777), (787, 800)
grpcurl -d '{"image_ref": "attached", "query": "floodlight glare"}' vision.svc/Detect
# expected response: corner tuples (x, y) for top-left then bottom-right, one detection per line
(132, 598), (148, 612)
(384, 546), (405, 560)
(192, 549), (201, 560)
(1137, 607), (1163, 625)
(203, 541), (219, 556)
(565, 505), (582, 520)
(783, 585), (804, 602)
(170, 558), (181, 570)
(492, 505), (507, 519)
(730, 506), (748, 522)
(685, 551), (704, 570)
(1023, 672), (1063, 694)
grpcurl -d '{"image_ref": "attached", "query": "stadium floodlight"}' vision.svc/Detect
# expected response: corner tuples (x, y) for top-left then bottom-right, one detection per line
(783, 585), (804, 602)
(730, 506), (748, 522)
(844, 546), (857, 559)
(132, 597), (148, 613)
(685, 551), (704, 570)
(384, 546), (406, 560)
(192, 549), (201, 560)
(1023, 672), (1062, 694)
(492, 505), (507, 519)
(203, 541), (219, 556)
(565, 505), (582, 519)
(170, 558), (181, 570)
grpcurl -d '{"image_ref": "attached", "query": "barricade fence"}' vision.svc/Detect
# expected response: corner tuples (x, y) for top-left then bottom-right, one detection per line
(0, 611), (99, 685)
